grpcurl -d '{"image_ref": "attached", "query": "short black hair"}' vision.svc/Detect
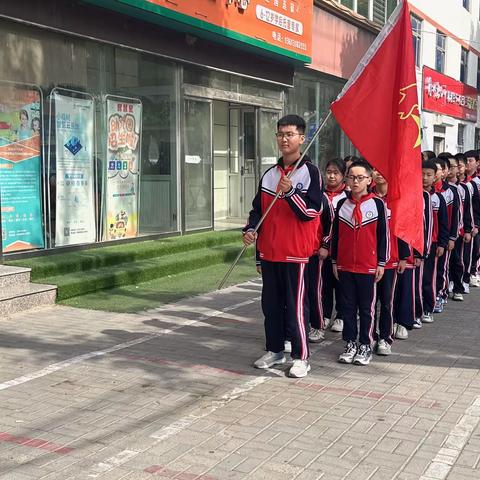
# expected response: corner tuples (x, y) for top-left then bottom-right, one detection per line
(343, 155), (360, 164)
(348, 159), (373, 176)
(465, 150), (479, 161)
(422, 159), (438, 173)
(325, 157), (346, 175)
(455, 153), (467, 165)
(435, 157), (449, 170)
(438, 152), (454, 160)
(422, 150), (436, 160)
(277, 114), (306, 134)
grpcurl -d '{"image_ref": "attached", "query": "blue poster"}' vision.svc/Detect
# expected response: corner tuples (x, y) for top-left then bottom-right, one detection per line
(0, 86), (44, 252)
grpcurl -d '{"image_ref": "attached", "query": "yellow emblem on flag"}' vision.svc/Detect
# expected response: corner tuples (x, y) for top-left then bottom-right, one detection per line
(398, 84), (421, 149)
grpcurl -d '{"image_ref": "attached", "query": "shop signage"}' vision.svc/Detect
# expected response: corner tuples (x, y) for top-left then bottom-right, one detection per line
(84, 0), (312, 63)
(0, 85), (44, 252)
(423, 66), (478, 122)
(105, 98), (142, 241)
(54, 93), (96, 247)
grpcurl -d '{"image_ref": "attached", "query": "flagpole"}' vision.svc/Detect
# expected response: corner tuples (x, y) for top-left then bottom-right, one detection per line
(217, 110), (332, 290)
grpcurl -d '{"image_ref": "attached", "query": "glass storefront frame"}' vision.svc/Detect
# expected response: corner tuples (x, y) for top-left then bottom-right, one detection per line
(0, 12), (354, 258)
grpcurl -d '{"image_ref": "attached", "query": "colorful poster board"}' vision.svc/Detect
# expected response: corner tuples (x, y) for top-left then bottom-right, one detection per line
(0, 86), (44, 252)
(105, 99), (142, 240)
(54, 93), (96, 246)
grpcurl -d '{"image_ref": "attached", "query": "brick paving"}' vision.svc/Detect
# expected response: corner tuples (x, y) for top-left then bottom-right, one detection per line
(0, 279), (479, 479)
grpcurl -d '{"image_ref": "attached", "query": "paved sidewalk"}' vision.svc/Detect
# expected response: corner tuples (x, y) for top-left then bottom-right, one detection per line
(0, 280), (480, 479)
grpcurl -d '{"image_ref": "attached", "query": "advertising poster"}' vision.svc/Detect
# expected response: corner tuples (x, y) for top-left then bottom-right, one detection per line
(0, 86), (44, 252)
(54, 93), (96, 246)
(105, 99), (142, 240)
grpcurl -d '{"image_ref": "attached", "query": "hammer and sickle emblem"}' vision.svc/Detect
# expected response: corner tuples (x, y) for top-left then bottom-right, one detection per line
(398, 83), (421, 149)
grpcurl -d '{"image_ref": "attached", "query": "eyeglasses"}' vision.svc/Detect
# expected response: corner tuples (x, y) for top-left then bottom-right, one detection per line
(275, 132), (302, 139)
(346, 175), (371, 182)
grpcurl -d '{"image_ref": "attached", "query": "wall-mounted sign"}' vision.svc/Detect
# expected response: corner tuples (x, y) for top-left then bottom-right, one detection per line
(423, 66), (478, 122)
(84, 0), (313, 63)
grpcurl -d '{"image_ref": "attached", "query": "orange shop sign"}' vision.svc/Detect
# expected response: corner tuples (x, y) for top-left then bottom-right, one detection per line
(90, 0), (313, 63)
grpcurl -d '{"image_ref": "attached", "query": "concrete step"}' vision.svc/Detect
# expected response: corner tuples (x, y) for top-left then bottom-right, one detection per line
(0, 265), (31, 288)
(0, 283), (57, 316)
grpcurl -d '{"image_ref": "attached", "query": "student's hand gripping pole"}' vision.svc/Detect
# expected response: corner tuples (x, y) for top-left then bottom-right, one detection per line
(217, 111), (333, 290)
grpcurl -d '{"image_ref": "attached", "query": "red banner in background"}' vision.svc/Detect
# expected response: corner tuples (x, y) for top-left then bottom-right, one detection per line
(423, 66), (478, 122)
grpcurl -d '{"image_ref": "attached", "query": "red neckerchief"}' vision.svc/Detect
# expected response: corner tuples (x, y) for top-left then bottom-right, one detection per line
(466, 175), (472, 182)
(434, 180), (443, 193)
(325, 184), (346, 202)
(351, 193), (375, 228)
(276, 162), (296, 193)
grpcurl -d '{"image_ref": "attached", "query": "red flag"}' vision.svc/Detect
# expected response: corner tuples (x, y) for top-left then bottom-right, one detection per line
(330, 0), (423, 254)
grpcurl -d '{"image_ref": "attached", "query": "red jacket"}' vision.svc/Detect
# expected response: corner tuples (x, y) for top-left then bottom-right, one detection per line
(244, 157), (323, 263)
(331, 194), (389, 274)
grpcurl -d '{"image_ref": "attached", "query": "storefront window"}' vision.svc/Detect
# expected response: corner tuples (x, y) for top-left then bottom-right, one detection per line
(0, 18), (178, 251)
(184, 99), (212, 230)
(288, 72), (346, 169)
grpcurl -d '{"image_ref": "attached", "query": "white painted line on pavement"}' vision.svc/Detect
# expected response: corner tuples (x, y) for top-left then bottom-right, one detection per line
(0, 295), (261, 393)
(87, 449), (140, 478)
(150, 340), (334, 441)
(420, 396), (480, 480)
(150, 368), (283, 441)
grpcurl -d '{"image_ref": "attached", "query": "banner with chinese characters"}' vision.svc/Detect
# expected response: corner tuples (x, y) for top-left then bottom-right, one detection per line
(105, 99), (142, 240)
(423, 66), (478, 122)
(0, 85), (44, 252)
(54, 93), (96, 246)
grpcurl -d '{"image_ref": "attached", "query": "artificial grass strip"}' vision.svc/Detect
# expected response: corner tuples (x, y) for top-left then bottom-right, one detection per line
(60, 257), (259, 313)
(7, 230), (241, 281)
(44, 243), (246, 300)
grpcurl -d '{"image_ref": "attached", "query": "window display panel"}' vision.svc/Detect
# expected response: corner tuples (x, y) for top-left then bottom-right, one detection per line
(288, 72), (345, 169)
(0, 18), (179, 251)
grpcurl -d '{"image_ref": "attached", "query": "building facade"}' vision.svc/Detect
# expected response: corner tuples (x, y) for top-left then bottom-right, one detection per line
(408, 0), (480, 154)
(0, 0), (380, 256)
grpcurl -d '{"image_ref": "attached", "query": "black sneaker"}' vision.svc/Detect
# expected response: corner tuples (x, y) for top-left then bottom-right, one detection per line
(353, 344), (372, 366)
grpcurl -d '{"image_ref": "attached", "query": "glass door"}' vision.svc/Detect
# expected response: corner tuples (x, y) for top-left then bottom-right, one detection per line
(184, 98), (213, 231)
(241, 109), (257, 218)
(258, 109), (280, 177)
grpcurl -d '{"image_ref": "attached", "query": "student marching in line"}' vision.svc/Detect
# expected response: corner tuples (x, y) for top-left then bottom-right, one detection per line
(243, 114), (322, 378)
(307, 193), (333, 342)
(414, 183), (433, 330)
(372, 170), (415, 348)
(331, 160), (389, 366)
(465, 150), (480, 288)
(322, 158), (348, 333)
(450, 154), (474, 301)
(421, 159), (449, 324)
(434, 155), (460, 311)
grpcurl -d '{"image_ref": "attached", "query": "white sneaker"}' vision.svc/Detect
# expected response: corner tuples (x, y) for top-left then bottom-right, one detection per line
(254, 351), (286, 369)
(284, 341), (292, 353)
(323, 317), (332, 330)
(308, 327), (325, 343)
(413, 318), (422, 329)
(330, 318), (344, 332)
(376, 339), (391, 356)
(422, 312), (434, 323)
(453, 292), (464, 301)
(448, 281), (454, 294)
(394, 324), (408, 340)
(463, 282), (471, 294)
(469, 275), (479, 287)
(288, 359), (311, 378)
(338, 341), (357, 364)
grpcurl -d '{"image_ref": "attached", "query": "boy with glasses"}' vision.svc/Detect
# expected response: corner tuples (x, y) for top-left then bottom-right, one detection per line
(331, 160), (389, 366)
(243, 114), (322, 378)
